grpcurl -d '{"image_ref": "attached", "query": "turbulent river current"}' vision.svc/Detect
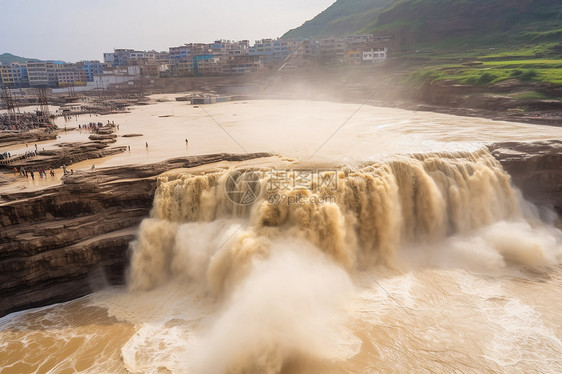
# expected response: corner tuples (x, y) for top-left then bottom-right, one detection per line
(1, 100), (561, 373)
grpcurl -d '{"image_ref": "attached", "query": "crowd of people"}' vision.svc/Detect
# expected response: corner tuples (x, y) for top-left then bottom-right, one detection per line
(12, 166), (56, 180)
(78, 121), (119, 133)
(1, 149), (39, 161)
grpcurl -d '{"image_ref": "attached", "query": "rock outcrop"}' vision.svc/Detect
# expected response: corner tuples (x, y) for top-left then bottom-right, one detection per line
(1, 139), (560, 318)
(489, 139), (562, 217)
(0, 129), (58, 147)
(0, 152), (270, 317)
(9, 142), (126, 170)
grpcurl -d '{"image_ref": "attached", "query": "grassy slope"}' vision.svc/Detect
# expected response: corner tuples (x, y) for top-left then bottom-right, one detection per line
(283, 0), (393, 39)
(285, 0), (562, 48)
(284, 0), (562, 87)
(366, 0), (562, 49)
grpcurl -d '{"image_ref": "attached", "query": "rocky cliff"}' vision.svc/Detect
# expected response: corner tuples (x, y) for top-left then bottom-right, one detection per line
(489, 139), (562, 218)
(1, 140), (560, 317)
(0, 152), (270, 317)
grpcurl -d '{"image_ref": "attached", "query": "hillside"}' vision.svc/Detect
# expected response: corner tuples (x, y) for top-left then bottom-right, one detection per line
(283, 0), (562, 52)
(0, 53), (39, 65)
(283, 0), (393, 39)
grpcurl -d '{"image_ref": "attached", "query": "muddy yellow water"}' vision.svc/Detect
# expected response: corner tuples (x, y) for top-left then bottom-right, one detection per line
(0, 302), (134, 373)
(1, 99), (561, 373)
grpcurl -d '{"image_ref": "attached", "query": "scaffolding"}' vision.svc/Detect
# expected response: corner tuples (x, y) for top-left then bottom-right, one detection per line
(37, 86), (52, 124)
(1, 86), (19, 126)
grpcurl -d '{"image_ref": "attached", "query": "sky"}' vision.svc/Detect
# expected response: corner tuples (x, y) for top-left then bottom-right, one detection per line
(0, 0), (335, 63)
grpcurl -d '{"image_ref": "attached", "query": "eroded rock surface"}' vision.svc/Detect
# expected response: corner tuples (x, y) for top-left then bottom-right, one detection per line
(10, 142), (126, 170)
(489, 139), (562, 217)
(1, 139), (560, 318)
(0, 152), (270, 317)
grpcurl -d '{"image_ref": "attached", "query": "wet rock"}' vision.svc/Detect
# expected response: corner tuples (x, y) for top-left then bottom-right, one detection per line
(9, 142), (126, 170)
(489, 139), (562, 217)
(122, 133), (143, 137)
(0, 152), (270, 317)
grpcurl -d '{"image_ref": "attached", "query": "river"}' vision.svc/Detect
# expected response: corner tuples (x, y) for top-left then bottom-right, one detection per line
(1, 98), (561, 373)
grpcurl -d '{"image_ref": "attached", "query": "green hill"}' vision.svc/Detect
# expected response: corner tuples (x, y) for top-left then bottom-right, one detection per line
(0, 53), (39, 65)
(283, 0), (393, 39)
(283, 0), (562, 52)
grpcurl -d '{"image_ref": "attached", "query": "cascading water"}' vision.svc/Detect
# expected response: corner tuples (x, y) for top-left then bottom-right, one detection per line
(2, 99), (562, 374)
(117, 148), (561, 373)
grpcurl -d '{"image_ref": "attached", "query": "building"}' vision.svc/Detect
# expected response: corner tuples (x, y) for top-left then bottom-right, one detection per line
(193, 55), (223, 75)
(345, 35), (374, 44)
(168, 61), (193, 77)
(78, 60), (104, 82)
(93, 66), (140, 89)
(0, 63), (29, 88)
(169, 45), (193, 62)
(362, 47), (387, 63)
(318, 38), (346, 64)
(345, 48), (363, 65)
(249, 38), (292, 66)
(56, 64), (87, 87)
(282, 39), (318, 68)
(27, 61), (53, 87)
(103, 49), (155, 66)
(250, 39), (274, 61)
(227, 40), (250, 56)
(98, 34), (390, 78)
(224, 55), (262, 74)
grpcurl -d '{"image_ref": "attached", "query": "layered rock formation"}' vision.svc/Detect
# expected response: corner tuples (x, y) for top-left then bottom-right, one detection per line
(1, 139), (560, 318)
(10, 142), (126, 170)
(0, 152), (270, 317)
(0, 129), (57, 147)
(489, 139), (562, 217)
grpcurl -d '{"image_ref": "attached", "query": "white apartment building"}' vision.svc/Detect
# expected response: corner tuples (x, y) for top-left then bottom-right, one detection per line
(362, 47), (388, 63)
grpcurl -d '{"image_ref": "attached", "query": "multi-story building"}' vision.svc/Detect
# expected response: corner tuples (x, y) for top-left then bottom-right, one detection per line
(345, 48), (363, 65)
(169, 61), (193, 77)
(249, 39), (291, 66)
(100, 34), (389, 77)
(26, 62), (50, 87)
(56, 64), (87, 87)
(281, 39), (318, 69)
(210, 40), (229, 56)
(250, 39), (274, 60)
(224, 55), (262, 74)
(0, 63), (29, 88)
(227, 40), (250, 56)
(154, 51), (170, 63)
(169, 45), (193, 62)
(318, 38), (346, 64)
(208, 40), (250, 56)
(93, 66), (140, 89)
(193, 55), (223, 75)
(362, 47), (388, 63)
(345, 35), (374, 44)
(103, 49), (155, 66)
(77, 60), (104, 82)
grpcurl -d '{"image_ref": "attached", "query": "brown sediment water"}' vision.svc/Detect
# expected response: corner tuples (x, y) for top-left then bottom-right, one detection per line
(1, 98), (561, 373)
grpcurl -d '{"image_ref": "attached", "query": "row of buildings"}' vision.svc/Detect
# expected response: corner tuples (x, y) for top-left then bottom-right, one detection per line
(0, 61), (104, 89)
(1, 35), (390, 89)
(106, 35), (390, 76)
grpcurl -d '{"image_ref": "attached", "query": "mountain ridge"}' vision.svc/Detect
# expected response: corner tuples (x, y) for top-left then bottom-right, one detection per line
(0, 53), (40, 65)
(283, 0), (562, 51)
